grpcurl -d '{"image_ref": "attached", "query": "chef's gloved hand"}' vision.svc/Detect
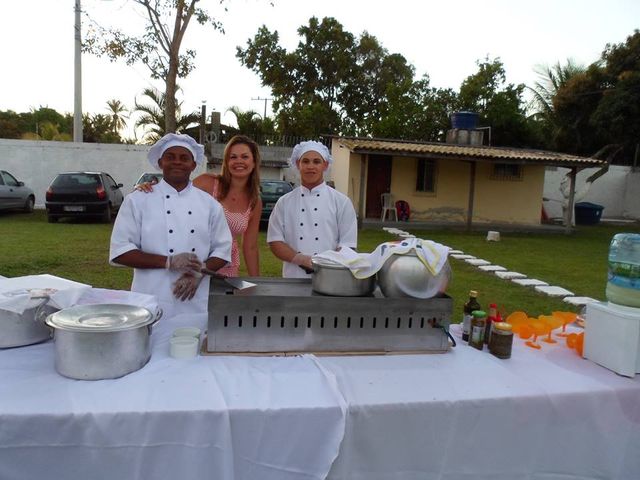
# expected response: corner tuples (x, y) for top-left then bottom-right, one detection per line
(292, 253), (313, 272)
(166, 253), (202, 273)
(173, 271), (203, 301)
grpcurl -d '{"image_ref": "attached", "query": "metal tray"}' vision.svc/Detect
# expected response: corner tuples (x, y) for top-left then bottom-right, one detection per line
(207, 278), (452, 354)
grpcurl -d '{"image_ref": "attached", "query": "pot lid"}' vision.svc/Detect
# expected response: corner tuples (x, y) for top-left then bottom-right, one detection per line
(45, 303), (154, 332)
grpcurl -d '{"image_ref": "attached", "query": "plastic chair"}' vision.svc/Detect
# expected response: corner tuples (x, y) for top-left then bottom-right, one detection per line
(381, 193), (398, 221)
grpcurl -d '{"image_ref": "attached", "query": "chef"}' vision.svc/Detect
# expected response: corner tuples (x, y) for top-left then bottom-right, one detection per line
(267, 140), (357, 278)
(109, 133), (232, 317)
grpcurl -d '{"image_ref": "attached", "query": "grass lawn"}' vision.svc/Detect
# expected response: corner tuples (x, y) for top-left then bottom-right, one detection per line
(2, 210), (639, 319)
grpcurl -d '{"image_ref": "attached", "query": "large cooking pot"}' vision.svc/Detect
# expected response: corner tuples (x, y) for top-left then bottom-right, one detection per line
(311, 257), (376, 296)
(377, 252), (451, 299)
(0, 295), (57, 348)
(45, 304), (160, 380)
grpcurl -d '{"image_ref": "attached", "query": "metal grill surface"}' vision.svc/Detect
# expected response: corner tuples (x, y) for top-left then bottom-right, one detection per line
(207, 278), (452, 353)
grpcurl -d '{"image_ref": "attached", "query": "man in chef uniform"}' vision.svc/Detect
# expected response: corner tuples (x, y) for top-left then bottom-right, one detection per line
(267, 140), (357, 278)
(109, 133), (232, 317)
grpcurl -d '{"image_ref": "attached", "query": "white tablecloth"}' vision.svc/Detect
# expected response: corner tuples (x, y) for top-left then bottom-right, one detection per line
(1, 318), (639, 480)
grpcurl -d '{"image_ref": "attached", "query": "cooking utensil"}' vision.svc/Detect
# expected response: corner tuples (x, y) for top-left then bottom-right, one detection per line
(0, 294), (57, 348)
(207, 277), (453, 353)
(377, 252), (450, 299)
(201, 268), (257, 291)
(311, 257), (376, 296)
(45, 304), (161, 380)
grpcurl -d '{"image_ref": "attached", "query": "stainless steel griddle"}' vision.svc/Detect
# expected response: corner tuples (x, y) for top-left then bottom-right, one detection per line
(207, 277), (453, 354)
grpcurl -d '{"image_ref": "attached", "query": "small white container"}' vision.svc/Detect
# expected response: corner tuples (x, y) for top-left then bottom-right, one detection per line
(172, 326), (201, 339)
(584, 301), (640, 377)
(486, 231), (501, 242)
(169, 336), (199, 359)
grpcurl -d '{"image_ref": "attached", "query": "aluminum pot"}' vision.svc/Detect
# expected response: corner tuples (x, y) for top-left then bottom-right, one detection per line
(377, 252), (451, 299)
(0, 296), (57, 349)
(45, 304), (160, 380)
(311, 257), (376, 296)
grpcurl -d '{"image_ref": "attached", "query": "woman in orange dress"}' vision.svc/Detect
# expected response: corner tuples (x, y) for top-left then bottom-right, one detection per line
(192, 135), (262, 276)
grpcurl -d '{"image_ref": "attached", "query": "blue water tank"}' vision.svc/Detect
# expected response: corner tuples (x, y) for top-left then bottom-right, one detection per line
(451, 111), (479, 130)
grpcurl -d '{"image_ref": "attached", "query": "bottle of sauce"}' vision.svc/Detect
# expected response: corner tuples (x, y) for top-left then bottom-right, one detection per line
(489, 322), (513, 359)
(484, 303), (498, 344)
(606, 233), (640, 307)
(469, 310), (486, 350)
(462, 290), (481, 342)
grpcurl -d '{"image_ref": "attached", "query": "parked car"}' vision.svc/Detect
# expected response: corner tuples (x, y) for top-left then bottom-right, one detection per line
(260, 180), (294, 225)
(0, 170), (35, 213)
(134, 172), (163, 189)
(45, 172), (124, 223)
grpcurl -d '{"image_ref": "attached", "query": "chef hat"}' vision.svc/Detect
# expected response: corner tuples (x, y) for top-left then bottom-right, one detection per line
(289, 140), (332, 169)
(147, 133), (205, 170)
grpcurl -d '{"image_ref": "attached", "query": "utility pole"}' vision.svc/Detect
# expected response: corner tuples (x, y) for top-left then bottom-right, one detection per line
(199, 101), (207, 144)
(252, 97), (273, 119)
(73, 0), (83, 143)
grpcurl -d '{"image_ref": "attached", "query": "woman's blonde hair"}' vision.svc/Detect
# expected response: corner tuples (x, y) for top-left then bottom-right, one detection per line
(218, 135), (261, 209)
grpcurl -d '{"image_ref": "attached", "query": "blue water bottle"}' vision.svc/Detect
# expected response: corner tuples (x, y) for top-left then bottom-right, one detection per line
(606, 233), (640, 308)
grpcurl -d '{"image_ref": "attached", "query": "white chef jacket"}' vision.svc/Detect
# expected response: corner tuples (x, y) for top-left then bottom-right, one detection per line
(109, 180), (232, 318)
(267, 182), (357, 278)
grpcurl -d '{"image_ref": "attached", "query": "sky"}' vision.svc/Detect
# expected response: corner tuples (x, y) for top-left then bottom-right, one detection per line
(2, 0), (639, 139)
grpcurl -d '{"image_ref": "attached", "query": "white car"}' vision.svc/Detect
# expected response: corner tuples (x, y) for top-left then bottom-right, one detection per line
(0, 170), (35, 212)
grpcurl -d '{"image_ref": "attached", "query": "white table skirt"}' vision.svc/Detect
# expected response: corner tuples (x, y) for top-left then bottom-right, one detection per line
(1, 316), (639, 480)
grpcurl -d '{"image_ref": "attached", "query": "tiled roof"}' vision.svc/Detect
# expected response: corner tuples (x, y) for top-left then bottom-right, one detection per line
(335, 137), (605, 167)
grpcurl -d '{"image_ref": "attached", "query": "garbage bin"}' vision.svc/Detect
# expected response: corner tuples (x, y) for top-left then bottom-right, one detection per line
(574, 202), (604, 225)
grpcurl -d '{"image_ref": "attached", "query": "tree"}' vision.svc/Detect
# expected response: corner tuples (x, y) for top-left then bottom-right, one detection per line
(527, 60), (585, 150)
(106, 99), (129, 135)
(83, 113), (122, 143)
(551, 65), (605, 155)
(237, 17), (418, 137)
(371, 75), (458, 142)
(458, 58), (535, 147)
(133, 86), (199, 144)
(226, 107), (262, 134)
(84, 0), (226, 133)
(590, 30), (640, 164)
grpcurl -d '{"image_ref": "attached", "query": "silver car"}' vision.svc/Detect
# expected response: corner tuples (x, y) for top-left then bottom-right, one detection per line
(0, 170), (35, 212)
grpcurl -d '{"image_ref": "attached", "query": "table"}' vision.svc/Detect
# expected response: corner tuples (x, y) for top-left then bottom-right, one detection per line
(1, 315), (639, 480)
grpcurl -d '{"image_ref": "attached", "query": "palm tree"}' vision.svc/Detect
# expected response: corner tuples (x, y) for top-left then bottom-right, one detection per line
(527, 59), (586, 150)
(133, 86), (200, 144)
(226, 106), (263, 135)
(106, 99), (129, 135)
(528, 59), (585, 118)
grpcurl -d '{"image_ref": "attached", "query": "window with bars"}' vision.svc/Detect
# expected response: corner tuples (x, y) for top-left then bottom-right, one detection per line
(491, 163), (523, 181)
(416, 159), (437, 193)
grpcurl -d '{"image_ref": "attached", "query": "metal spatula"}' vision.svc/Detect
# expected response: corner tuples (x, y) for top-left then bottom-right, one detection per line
(201, 268), (257, 291)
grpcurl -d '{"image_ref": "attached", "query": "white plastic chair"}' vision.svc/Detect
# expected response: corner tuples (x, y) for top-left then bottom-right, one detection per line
(381, 193), (398, 221)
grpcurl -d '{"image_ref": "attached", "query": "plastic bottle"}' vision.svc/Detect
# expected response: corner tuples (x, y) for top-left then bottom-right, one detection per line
(469, 310), (486, 350)
(462, 291), (481, 342)
(606, 233), (640, 308)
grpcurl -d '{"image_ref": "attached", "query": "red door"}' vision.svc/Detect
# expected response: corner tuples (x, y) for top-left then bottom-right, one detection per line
(365, 155), (392, 218)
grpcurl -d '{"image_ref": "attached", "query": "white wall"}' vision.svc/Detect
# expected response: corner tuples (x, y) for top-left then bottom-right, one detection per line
(0, 139), (182, 208)
(543, 165), (640, 220)
(0, 139), (290, 208)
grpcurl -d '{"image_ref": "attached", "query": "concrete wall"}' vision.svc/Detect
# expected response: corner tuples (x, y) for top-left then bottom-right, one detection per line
(1, 139), (289, 207)
(1, 139), (164, 208)
(543, 165), (640, 220)
(391, 158), (543, 225)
